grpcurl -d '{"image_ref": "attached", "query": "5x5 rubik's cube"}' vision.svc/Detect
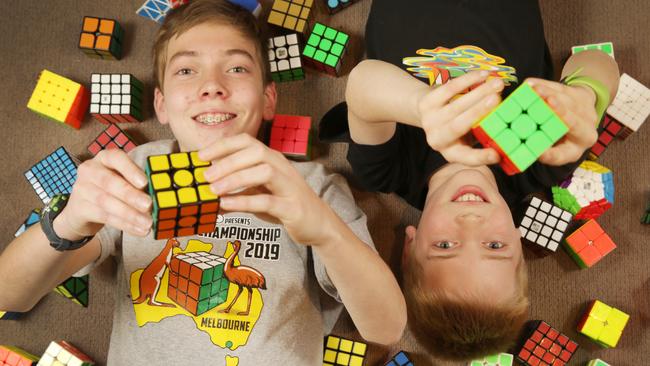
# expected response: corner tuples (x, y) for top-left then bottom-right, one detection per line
(516, 321), (578, 366)
(146, 152), (220, 239)
(27, 70), (90, 130)
(78, 16), (124, 60)
(472, 82), (568, 175)
(90, 73), (144, 123)
(552, 161), (614, 220)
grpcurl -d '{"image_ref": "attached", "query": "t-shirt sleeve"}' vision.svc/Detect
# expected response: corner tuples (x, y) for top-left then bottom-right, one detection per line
(72, 224), (120, 277)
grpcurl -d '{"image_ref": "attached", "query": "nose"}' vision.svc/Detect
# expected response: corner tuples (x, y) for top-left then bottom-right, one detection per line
(455, 212), (485, 224)
(200, 72), (229, 99)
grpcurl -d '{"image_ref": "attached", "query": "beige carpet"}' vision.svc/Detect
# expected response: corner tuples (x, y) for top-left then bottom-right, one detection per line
(0, 0), (648, 365)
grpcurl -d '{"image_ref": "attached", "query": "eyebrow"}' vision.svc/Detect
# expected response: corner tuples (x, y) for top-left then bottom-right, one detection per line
(168, 49), (256, 66)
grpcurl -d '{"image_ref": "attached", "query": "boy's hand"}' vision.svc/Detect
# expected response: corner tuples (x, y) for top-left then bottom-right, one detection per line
(198, 134), (331, 246)
(418, 71), (503, 166)
(55, 149), (152, 240)
(528, 78), (599, 166)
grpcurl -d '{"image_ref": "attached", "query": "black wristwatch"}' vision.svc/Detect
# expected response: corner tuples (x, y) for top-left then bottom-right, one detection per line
(40, 194), (93, 251)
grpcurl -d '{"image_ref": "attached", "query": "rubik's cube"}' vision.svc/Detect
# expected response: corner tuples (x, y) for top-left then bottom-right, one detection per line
(606, 73), (650, 139)
(589, 115), (623, 160)
(563, 219), (616, 268)
(268, 114), (312, 159)
(37, 341), (95, 366)
(472, 82), (568, 175)
(571, 42), (614, 59)
(323, 0), (359, 14)
(552, 161), (614, 220)
(136, 0), (172, 23)
(168, 252), (230, 316)
(230, 0), (262, 17)
(302, 23), (349, 76)
(90, 73), (144, 123)
(385, 351), (413, 366)
(87, 123), (137, 156)
(269, 34), (304, 82)
(0, 311), (22, 321)
(0, 346), (38, 366)
(146, 152), (220, 239)
(577, 300), (629, 348)
(469, 353), (514, 366)
(24, 147), (78, 205)
(587, 359), (610, 366)
(267, 0), (313, 33)
(14, 208), (41, 237)
(323, 335), (367, 366)
(642, 199), (650, 225)
(27, 70), (90, 129)
(519, 197), (573, 252)
(78, 16), (124, 60)
(516, 321), (578, 366)
(53, 275), (89, 308)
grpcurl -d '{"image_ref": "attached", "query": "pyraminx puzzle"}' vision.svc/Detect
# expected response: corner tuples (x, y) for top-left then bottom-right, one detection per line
(577, 300), (629, 348)
(0, 311), (22, 320)
(37, 341), (94, 366)
(87, 123), (137, 156)
(27, 70), (89, 129)
(0, 346), (39, 366)
(269, 33), (304, 82)
(24, 147), (78, 204)
(168, 252), (230, 316)
(571, 42), (614, 59)
(14, 208), (41, 237)
(90, 73), (144, 123)
(78, 16), (124, 60)
(589, 115), (623, 160)
(519, 197), (572, 252)
(552, 161), (614, 220)
(385, 351), (413, 366)
(469, 353), (514, 366)
(323, 335), (367, 366)
(472, 82), (568, 175)
(268, 114), (312, 159)
(302, 22), (350, 76)
(587, 360), (610, 366)
(267, 0), (313, 34)
(606, 73), (650, 139)
(563, 219), (616, 268)
(53, 275), (89, 308)
(146, 152), (220, 239)
(516, 320), (578, 366)
(137, 0), (187, 23)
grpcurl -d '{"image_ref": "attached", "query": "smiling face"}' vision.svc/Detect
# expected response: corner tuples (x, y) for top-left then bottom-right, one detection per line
(403, 163), (524, 301)
(154, 21), (277, 151)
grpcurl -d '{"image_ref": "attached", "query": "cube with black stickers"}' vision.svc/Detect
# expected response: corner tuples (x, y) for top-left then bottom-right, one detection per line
(519, 197), (573, 252)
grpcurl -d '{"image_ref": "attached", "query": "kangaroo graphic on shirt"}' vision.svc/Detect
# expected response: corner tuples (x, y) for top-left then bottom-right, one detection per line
(132, 237), (180, 307)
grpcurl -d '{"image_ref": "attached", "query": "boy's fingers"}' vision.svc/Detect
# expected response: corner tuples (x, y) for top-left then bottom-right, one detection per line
(527, 78), (564, 93)
(95, 149), (148, 189)
(448, 94), (501, 136)
(198, 133), (255, 161)
(85, 166), (152, 213)
(445, 78), (504, 117)
(442, 144), (501, 166)
(210, 163), (278, 196)
(219, 193), (287, 219)
(538, 142), (584, 166)
(203, 144), (268, 182)
(421, 71), (490, 109)
(78, 185), (152, 235)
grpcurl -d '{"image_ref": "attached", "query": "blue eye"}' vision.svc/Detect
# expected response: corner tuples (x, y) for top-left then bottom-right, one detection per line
(486, 241), (505, 249)
(435, 241), (455, 249)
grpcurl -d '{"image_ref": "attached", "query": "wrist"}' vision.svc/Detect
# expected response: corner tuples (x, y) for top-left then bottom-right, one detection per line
(52, 211), (88, 242)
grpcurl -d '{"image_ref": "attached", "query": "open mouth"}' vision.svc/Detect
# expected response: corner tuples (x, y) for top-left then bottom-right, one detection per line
(193, 112), (237, 126)
(451, 185), (489, 203)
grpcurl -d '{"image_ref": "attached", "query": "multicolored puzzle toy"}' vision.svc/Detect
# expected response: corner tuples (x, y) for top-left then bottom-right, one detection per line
(53, 275), (89, 308)
(606, 73), (650, 139)
(27, 70), (89, 130)
(587, 359), (610, 366)
(516, 321), (578, 366)
(267, 0), (313, 33)
(269, 33), (304, 82)
(571, 42), (614, 59)
(268, 114), (312, 159)
(0, 345), (38, 366)
(14, 208), (41, 237)
(472, 82), (568, 175)
(552, 161), (614, 220)
(24, 147), (78, 205)
(323, 335), (367, 366)
(385, 351), (413, 366)
(146, 152), (220, 239)
(168, 252), (230, 316)
(78, 16), (124, 60)
(37, 341), (95, 366)
(90, 73), (144, 123)
(469, 353), (514, 366)
(563, 219), (616, 269)
(323, 0), (359, 14)
(589, 115), (623, 160)
(137, 0), (179, 23)
(302, 23), (349, 76)
(577, 300), (629, 348)
(0, 311), (22, 321)
(87, 123), (138, 156)
(519, 197), (573, 252)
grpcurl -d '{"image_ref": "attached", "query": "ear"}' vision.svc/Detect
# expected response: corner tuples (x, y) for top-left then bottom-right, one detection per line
(154, 87), (169, 125)
(402, 225), (417, 269)
(262, 82), (278, 121)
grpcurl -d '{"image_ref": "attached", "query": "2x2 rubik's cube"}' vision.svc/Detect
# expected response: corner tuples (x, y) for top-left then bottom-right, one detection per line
(577, 300), (629, 348)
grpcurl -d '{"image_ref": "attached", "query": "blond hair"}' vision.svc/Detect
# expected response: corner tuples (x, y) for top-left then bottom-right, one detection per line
(152, 0), (271, 90)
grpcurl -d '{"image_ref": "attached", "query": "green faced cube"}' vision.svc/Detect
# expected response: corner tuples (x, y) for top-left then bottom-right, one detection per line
(302, 22), (349, 76)
(470, 353), (514, 366)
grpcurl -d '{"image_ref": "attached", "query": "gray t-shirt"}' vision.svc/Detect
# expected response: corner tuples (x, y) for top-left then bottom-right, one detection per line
(94, 140), (374, 366)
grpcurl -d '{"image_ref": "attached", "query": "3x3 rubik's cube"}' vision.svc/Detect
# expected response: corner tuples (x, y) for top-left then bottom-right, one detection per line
(90, 73), (144, 124)
(168, 252), (230, 316)
(515, 321), (578, 366)
(87, 123), (137, 156)
(268, 114), (312, 159)
(577, 300), (629, 348)
(146, 152), (220, 239)
(302, 22), (349, 76)
(323, 335), (367, 366)
(552, 161), (614, 220)
(37, 341), (95, 366)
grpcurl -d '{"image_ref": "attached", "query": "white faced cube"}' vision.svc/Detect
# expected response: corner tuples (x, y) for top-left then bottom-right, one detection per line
(519, 197), (573, 252)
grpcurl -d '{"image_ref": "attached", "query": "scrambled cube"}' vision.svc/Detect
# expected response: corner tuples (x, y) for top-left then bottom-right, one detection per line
(587, 359), (611, 366)
(167, 252), (230, 316)
(577, 300), (629, 348)
(24, 147), (78, 204)
(385, 351), (413, 366)
(571, 42), (615, 58)
(472, 82), (568, 175)
(269, 34), (304, 82)
(268, 114), (312, 159)
(563, 219), (616, 268)
(87, 123), (138, 156)
(0, 311), (22, 321)
(323, 335), (367, 366)
(302, 23), (349, 76)
(53, 275), (89, 308)
(469, 353), (514, 366)
(90, 73), (144, 123)
(78, 16), (124, 60)
(606, 73), (650, 139)
(146, 152), (220, 239)
(589, 115), (623, 160)
(323, 0), (359, 13)
(267, 0), (313, 34)
(519, 197), (573, 252)
(37, 341), (94, 366)
(137, 0), (172, 23)
(14, 208), (41, 237)
(516, 321), (578, 366)
(552, 161), (614, 220)
(0, 346), (39, 366)
(27, 70), (90, 129)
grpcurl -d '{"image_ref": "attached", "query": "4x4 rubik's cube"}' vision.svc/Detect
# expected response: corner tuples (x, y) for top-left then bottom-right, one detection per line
(146, 152), (220, 239)
(472, 82), (568, 175)
(27, 70), (90, 130)
(563, 219), (616, 268)
(469, 353), (514, 366)
(552, 161), (614, 220)
(516, 321), (578, 366)
(323, 335), (367, 366)
(90, 73), (144, 123)
(78, 16), (124, 60)
(577, 300), (629, 348)
(519, 197), (573, 252)
(302, 23), (349, 76)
